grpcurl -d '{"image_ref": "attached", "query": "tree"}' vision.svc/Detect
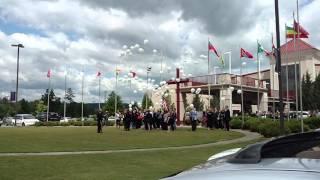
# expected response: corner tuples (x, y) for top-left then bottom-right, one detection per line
(141, 93), (153, 110)
(192, 94), (204, 111)
(103, 91), (123, 115)
(313, 73), (320, 110)
(302, 72), (314, 110)
(210, 95), (220, 110)
(34, 100), (47, 115)
(40, 89), (62, 113)
(65, 88), (75, 103)
(19, 99), (31, 113)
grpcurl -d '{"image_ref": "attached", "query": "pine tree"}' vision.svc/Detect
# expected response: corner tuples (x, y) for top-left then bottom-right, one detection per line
(142, 93), (153, 110)
(302, 72), (314, 110)
(103, 91), (123, 114)
(65, 88), (75, 103)
(313, 73), (320, 110)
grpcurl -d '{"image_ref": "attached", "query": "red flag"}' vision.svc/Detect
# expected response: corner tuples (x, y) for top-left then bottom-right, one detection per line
(294, 20), (309, 38)
(130, 71), (136, 78)
(47, 69), (51, 78)
(240, 48), (253, 59)
(97, 71), (101, 77)
(208, 41), (220, 57)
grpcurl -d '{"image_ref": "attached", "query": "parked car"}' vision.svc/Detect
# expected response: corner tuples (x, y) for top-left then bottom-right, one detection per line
(60, 117), (72, 123)
(37, 112), (61, 121)
(3, 117), (14, 126)
(15, 114), (39, 126)
(163, 130), (320, 180)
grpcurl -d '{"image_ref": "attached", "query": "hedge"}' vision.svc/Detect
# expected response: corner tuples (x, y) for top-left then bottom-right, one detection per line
(34, 120), (115, 127)
(230, 116), (317, 138)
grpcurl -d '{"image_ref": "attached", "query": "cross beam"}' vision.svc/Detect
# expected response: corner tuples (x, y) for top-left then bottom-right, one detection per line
(166, 68), (189, 126)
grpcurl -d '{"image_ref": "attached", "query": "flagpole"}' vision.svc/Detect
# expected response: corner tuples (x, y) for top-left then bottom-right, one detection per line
(240, 56), (244, 128)
(271, 33), (275, 121)
(285, 23), (290, 120)
(293, 12), (299, 122)
(98, 75), (101, 110)
(297, 0), (304, 132)
(208, 38), (211, 110)
(46, 72), (51, 124)
(146, 69), (149, 109)
(257, 40), (260, 115)
(64, 68), (67, 119)
(81, 69), (84, 123)
(115, 69), (118, 118)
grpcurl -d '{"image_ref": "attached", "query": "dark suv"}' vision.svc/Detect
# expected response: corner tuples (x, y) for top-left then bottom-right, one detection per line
(37, 112), (61, 121)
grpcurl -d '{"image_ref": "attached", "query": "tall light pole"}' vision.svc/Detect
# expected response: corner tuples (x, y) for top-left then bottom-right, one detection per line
(11, 43), (24, 126)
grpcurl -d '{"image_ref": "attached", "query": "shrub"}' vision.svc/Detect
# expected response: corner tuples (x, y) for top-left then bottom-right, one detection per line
(304, 117), (320, 129)
(258, 121), (281, 137)
(230, 118), (242, 129)
(286, 120), (310, 133)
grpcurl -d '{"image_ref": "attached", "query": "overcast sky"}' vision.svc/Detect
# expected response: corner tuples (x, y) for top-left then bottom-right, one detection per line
(0, 0), (319, 103)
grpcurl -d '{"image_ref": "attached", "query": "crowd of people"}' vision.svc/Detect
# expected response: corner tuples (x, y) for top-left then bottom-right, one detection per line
(96, 106), (231, 133)
(201, 106), (231, 131)
(96, 108), (178, 133)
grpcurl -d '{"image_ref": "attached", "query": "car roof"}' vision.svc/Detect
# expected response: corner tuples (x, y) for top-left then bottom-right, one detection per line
(165, 131), (320, 179)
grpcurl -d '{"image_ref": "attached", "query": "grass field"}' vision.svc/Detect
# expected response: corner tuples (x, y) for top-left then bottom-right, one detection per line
(0, 140), (261, 180)
(0, 127), (243, 153)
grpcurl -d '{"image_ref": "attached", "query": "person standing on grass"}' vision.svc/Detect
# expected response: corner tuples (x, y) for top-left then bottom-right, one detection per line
(162, 110), (169, 130)
(190, 107), (198, 131)
(224, 106), (231, 131)
(115, 111), (121, 128)
(144, 109), (153, 131)
(206, 108), (214, 130)
(96, 109), (104, 133)
(168, 110), (176, 131)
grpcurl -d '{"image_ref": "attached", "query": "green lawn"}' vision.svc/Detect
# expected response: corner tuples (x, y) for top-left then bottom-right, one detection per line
(0, 127), (243, 153)
(0, 140), (261, 180)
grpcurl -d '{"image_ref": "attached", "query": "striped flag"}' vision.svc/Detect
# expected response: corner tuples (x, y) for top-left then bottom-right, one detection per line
(47, 69), (51, 78)
(208, 41), (220, 57)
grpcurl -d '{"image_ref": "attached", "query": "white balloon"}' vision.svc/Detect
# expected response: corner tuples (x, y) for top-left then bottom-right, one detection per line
(129, 107), (132, 111)
(130, 45), (135, 49)
(164, 93), (169, 97)
(196, 88), (201, 94)
(134, 44), (140, 48)
(133, 90), (137, 93)
(176, 78), (180, 82)
(153, 49), (157, 53)
(237, 89), (242, 94)
(191, 88), (195, 93)
(138, 48), (144, 52)
(143, 39), (149, 44)
(190, 104), (194, 108)
(123, 45), (128, 49)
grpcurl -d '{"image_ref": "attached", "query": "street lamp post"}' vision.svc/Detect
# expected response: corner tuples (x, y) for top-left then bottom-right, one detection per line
(11, 43), (24, 126)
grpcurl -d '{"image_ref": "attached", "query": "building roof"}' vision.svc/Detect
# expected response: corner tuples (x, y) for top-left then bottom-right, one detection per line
(280, 39), (319, 53)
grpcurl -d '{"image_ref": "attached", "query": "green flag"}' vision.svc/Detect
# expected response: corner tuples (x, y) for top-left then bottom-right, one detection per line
(219, 55), (225, 66)
(257, 42), (265, 54)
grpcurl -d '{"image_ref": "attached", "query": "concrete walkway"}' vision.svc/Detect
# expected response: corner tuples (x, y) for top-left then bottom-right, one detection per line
(0, 130), (261, 157)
